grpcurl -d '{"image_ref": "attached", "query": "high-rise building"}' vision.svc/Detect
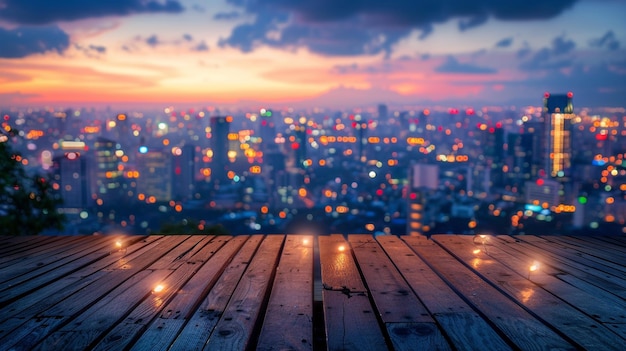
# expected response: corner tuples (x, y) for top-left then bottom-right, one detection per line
(172, 144), (195, 201)
(294, 124), (307, 169)
(525, 178), (560, 208)
(406, 163), (439, 236)
(94, 137), (124, 204)
(210, 116), (231, 182)
(543, 92), (574, 179)
(53, 150), (89, 209)
(136, 147), (172, 202)
(378, 104), (388, 120)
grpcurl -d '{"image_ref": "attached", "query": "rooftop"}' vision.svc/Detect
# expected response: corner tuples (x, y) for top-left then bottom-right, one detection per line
(1, 234), (625, 350)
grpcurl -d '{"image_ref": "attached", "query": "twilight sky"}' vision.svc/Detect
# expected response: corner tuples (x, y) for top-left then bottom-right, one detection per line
(0, 0), (625, 108)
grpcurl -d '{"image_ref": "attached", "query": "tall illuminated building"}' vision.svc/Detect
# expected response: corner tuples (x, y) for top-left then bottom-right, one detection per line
(136, 146), (172, 202)
(172, 144), (195, 201)
(53, 148), (89, 210)
(406, 163), (438, 236)
(94, 137), (123, 204)
(543, 92), (574, 179)
(210, 116), (231, 182)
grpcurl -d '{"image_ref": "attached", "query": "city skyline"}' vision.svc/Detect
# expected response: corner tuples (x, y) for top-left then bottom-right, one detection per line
(1, 0), (625, 108)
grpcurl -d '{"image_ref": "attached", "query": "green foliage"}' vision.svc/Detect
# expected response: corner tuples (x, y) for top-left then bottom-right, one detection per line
(158, 219), (230, 235)
(0, 138), (65, 235)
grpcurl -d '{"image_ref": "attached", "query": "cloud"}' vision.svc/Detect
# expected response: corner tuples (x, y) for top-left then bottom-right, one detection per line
(495, 37), (514, 48)
(213, 11), (241, 20)
(183, 33), (193, 42)
(193, 41), (209, 52)
(520, 35), (576, 70)
(459, 14), (489, 32)
(435, 56), (497, 74)
(192, 4), (205, 13)
(221, 0), (578, 56)
(0, 0), (184, 25)
(590, 30), (620, 51)
(74, 44), (107, 57)
(146, 34), (160, 47)
(0, 25), (70, 58)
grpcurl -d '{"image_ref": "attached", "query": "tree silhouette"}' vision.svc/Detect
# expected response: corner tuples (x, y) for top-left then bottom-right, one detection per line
(0, 131), (65, 235)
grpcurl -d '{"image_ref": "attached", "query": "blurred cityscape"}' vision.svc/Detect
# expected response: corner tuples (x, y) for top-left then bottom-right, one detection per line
(2, 93), (625, 236)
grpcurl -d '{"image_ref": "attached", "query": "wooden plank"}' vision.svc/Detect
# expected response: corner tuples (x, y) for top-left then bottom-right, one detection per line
(319, 235), (387, 351)
(34, 269), (174, 351)
(0, 236), (159, 326)
(433, 235), (625, 350)
(0, 235), (60, 252)
(592, 236), (626, 248)
(203, 235), (284, 351)
(31, 236), (204, 350)
(349, 235), (450, 351)
(500, 236), (626, 294)
(403, 236), (576, 351)
(0, 236), (92, 283)
(92, 236), (230, 351)
(0, 236), (186, 350)
(377, 235), (513, 351)
(563, 236), (626, 255)
(0, 235), (127, 306)
(256, 235), (313, 351)
(547, 236), (626, 264)
(0, 236), (65, 264)
(168, 235), (264, 351)
(517, 236), (625, 280)
(127, 236), (247, 351)
(493, 236), (626, 306)
(531, 236), (626, 272)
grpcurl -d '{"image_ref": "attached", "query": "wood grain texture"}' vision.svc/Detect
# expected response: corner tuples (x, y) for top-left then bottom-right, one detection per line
(319, 234), (387, 351)
(256, 235), (313, 351)
(376, 235), (513, 351)
(348, 235), (450, 351)
(403, 236), (576, 351)
(203, 235), (284, 351)
(1, 234), (624, 351)
(433, 235), (626, 350)
(129, 236), (246, 351)
(168, 235), (264, 351)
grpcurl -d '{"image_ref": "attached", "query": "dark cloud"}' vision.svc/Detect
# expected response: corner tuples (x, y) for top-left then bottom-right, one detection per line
(193, 41), (209, 52)
(552, 35), (576, 54)
(89, 45), (107, 53)
(435, 56), (497, 74)
(494, 61), (626, 106)
(333, 63), (359, 74)
(192, 4), (205, 13)
(0, 25), (70, 58)
(146, 35), (160, 47)
(218, 11), (411, 56)
(495, 37), (514, 48)
(0, 0), (184, 25)
(520, 35), (576, 70)
(221, 0), (578, 56)
(213, 11), (241, 20)
(74, 44), (107, 56)
(590, 30), (620, 51)
(458, 14), (488, 31)
(183, 33), (193, 42)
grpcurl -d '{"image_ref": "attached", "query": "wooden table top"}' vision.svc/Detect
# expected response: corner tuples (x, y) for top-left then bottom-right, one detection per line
(0, 234), (625, 350)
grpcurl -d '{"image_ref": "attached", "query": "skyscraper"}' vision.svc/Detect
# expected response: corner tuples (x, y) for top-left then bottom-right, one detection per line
(172, 144), (195, 201)
(406, 163), (439, 236)
(210, 116), (231, 182)
(136, 147), (172, 202)
(53, 150), (89, 209)
(543, 92), (574, 179)
(94, 137), (123, 204)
